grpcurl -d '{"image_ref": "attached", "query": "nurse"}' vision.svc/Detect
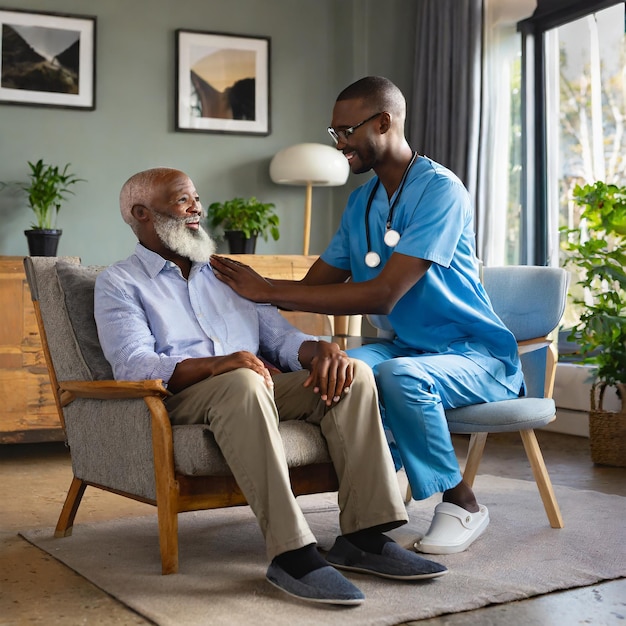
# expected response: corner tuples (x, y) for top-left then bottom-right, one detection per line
(211, 76), (524, 555)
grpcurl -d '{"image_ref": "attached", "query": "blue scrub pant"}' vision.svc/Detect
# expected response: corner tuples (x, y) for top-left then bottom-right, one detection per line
(348, 341), (519, 500)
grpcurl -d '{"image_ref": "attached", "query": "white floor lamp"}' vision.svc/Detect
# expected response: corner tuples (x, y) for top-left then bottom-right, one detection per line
(269, 143), (349, 255)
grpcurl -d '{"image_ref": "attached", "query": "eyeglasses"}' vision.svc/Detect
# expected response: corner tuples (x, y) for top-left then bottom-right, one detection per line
(327, 112), (383, 145)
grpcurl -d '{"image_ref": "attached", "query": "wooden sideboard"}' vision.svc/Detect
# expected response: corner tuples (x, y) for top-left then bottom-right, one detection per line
(0, 257), (62, 443)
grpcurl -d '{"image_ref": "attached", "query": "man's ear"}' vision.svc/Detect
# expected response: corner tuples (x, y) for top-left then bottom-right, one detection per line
(131, 204), (150, 222)
(379, 111), (392, 134)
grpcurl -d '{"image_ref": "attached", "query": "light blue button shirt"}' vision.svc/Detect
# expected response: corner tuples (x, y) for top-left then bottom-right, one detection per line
(94, 243), (315, 384)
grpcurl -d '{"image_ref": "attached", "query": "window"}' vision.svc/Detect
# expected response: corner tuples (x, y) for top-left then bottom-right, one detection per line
(518, 0), (625, 329)
(548, 5), (626, 327)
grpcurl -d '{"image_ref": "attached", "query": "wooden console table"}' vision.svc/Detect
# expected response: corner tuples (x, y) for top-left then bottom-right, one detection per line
(0, 256), (62, 443)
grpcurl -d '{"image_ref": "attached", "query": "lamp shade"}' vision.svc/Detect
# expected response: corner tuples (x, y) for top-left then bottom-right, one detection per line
(270, 142), (349, 255)
(270, 143), (349, 187)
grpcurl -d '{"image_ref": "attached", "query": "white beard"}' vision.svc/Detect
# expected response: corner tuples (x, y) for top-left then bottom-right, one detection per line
(151, 212), (216, 262)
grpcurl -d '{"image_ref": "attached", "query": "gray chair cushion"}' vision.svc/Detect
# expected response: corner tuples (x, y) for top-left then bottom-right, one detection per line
(446, 398), (556, 433)
(172, 421), (332, 476)
(55, 260), (113, 380)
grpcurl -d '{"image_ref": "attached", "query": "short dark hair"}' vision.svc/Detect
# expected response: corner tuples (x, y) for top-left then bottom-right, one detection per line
(336, 76), (406, 118)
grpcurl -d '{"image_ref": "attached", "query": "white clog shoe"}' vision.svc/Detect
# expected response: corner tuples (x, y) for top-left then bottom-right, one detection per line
(415, 502), (489, 554)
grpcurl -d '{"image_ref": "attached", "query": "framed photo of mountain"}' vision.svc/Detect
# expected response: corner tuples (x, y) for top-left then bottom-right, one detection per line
(176, 30), (270, 135)
(0, 9), (96, 110)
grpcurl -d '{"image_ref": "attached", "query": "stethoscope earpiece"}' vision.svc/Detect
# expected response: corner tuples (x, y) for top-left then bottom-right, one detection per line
(365, 251), (381, 268)
(363, 152), (417, 267)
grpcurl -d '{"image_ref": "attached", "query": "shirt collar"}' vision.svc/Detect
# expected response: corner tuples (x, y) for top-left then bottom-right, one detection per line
(133, 242), (212, 279)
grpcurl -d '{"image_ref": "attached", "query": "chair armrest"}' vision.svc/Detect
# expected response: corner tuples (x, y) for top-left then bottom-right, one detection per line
(517, 337), (551, 355)
(517, 336), (558, 398)
(58, 379), (171, 407)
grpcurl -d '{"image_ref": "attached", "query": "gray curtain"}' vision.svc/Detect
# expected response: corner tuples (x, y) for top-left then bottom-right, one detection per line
(409, 0), (483, 203)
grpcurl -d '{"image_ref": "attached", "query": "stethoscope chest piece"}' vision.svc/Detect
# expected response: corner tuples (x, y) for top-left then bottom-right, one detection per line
(365, 251), (381, 268)
(383, 229), (401, 247)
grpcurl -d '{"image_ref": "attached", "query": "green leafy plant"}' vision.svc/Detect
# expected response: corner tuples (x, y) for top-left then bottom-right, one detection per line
(206, 196), (280, 242)
(560, 181), (626, 388)
(1, 159), (85, 229)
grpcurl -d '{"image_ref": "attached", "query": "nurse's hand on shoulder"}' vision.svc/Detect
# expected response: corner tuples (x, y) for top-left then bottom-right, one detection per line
(210, 255), (272, 302)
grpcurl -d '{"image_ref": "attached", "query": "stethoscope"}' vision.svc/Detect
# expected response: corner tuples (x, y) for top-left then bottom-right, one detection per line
(364, 151), (418, 268)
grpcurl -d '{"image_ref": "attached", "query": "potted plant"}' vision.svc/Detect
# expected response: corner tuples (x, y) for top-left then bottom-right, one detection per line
(206, 196), (279, 254)
(560, 180), (626, 466)
(1, 159), (85, 256)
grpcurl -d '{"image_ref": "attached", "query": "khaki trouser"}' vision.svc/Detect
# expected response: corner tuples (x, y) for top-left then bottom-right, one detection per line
(166, 359), (408, 560)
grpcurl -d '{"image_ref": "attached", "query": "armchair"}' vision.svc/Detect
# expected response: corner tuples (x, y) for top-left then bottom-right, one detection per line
(24, 256), (339, 575)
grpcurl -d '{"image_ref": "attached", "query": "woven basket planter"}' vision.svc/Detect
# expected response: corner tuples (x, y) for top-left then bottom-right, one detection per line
(589, 383), (626, 467)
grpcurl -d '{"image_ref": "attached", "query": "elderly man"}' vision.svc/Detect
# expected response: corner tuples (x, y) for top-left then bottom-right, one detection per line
(94, 167), (447, 606)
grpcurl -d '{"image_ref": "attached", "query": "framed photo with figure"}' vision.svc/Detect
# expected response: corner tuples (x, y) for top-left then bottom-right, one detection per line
(176, 30), (270, 136)
(0, 8), (96, 110)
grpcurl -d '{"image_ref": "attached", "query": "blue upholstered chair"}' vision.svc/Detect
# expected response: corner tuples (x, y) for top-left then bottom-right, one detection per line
(446, 265), (568, 529)
(371, 265), (569, 529)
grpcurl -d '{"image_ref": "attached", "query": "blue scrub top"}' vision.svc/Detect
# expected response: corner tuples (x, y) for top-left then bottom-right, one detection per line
(321, 155), (523, 394)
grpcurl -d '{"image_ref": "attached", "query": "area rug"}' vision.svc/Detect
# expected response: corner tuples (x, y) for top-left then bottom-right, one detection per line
(20, 475), (626, 626)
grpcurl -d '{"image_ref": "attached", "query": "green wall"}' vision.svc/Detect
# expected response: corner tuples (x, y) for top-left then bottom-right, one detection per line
(0, 0), (416, 265)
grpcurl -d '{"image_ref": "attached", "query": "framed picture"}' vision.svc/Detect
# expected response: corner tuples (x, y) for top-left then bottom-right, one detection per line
(0, 8), (96, 110)
(176, 30), (270, 136)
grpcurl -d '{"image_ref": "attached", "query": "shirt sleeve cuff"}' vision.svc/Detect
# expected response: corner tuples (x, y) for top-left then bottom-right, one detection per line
(283, 333), (317, 372)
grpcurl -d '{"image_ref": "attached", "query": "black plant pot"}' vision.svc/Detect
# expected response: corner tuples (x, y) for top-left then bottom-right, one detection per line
(225, 230), (257, 254)
(24, 229), (62, 256)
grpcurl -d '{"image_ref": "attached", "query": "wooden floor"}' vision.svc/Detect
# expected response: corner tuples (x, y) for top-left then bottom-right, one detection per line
(1, 430), (624, 625)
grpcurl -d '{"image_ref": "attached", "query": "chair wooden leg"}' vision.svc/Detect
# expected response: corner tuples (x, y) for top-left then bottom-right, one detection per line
(54, 476), (87, 538)
(146, 396), (180, 574)
(462, 433), (488, 487)
(156, 494), (179, 575)
(520, 429), (564, 529)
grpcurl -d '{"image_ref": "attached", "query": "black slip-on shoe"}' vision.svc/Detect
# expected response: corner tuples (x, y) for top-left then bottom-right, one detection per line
(326, 536), (448, 580)
(266, 561), (364, 605)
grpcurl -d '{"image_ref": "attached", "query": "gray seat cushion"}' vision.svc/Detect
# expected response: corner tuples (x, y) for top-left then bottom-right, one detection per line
(173, 421), (332, 476)
(446, 398), (556, 434)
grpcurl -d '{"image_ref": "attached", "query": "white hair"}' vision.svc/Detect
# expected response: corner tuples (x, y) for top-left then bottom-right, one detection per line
(119, 167), (180, 231)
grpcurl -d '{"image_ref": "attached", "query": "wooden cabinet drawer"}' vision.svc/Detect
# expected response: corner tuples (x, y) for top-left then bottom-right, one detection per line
(0, 257), (62, 443)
